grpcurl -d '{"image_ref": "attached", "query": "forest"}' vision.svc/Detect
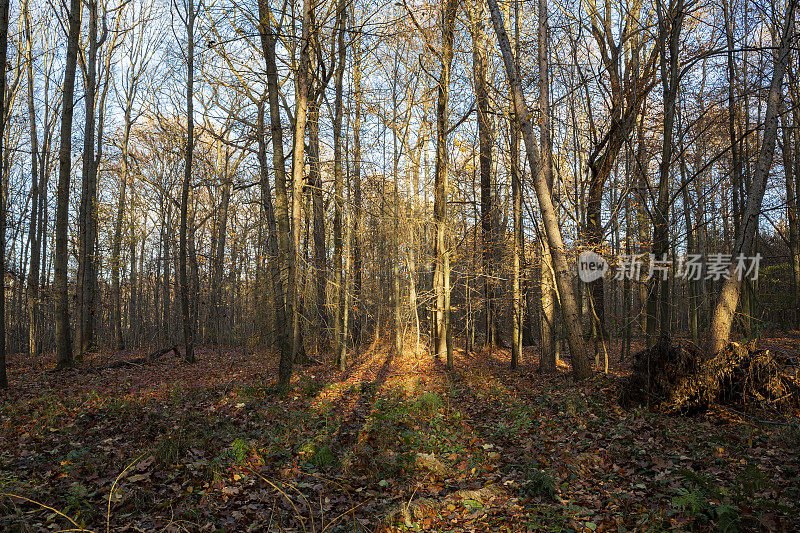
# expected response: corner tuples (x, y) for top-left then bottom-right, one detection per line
(0, 0), (799, 529)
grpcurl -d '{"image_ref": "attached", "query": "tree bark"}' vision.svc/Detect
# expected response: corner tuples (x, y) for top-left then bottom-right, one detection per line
(257, 0), (294, 379)
(468, 0), (495, 349)
(77, 0), (102, 359)
(333, 4), (346, 366)
(488, 0), (592, 379)
(708, 0), (796, 354)
(434, 0), (458, 368)
(288, 0), (313, 384)
(55, 0), (82, 370)
(536, 0), (557, 373)
(23, 0), (41, 362)
(180, 0), (196, 364)
(0, 0), (8, 386)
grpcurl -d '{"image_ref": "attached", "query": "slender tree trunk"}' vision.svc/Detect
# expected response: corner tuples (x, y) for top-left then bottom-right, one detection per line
(55, 0), (82, 370)
(113, 105), (133, 350)
(434, 0), (458, 368)
(257, 0), (294, 380)
(0, 0), (8, 386)
(468, 0), (495, 349)
(488, 0), (592, 379)
(708, 0), (795, 353)
(288, 0), (313, 382)
(352, 34), (363, 349)
(791, 74), (800, 329)
(333, 5), (346, 365)
(77, 0), (101, 358)
(647, 0), (685, 344)
(783, 101), (800, 327)
(180, 1), (196, 364)
(536, 0), (557, 373)
(257, 98), (290, 365)
(24, 0), (41, 362)
(308, 99), (328, 342)
(213, 149), (231, 347)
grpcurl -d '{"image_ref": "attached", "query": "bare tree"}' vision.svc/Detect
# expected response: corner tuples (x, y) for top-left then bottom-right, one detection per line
(55, 0), (83, 370)
(488, 0), (592, 379)
(0, 0), (9, 386)
(177, 0), (198, 363)
(708, 0), (797, 354)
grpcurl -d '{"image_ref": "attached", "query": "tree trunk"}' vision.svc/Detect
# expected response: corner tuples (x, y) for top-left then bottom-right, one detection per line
(536, 0), (557, 373)
(257, 0), (294, 381)
(77, 0), (101, 359)
(434, 0), (458, 368)
(468, 0), (495, 349)
(488, 0), (592, 379)
(55, 0), (82, 370)
(0, 0), (8, 386)
(257, 98), (290, 365)
(333, 5), (346, 365)
(180, 1), (196, 364)
(23, 0), (41, 362)
(352, 30), (363, 348)
(308, 99), (328, 342)
(288, 0), (313, 383)
(708, 0), (795, 354)
(783, 101), (800, 327)
(113, 102), (134, 351)
(647, 0), (685, 344)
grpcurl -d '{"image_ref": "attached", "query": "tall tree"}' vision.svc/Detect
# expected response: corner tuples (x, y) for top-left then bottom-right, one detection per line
(0, 0), (8, 386)
(333, 4), (347, 366)
(708, 0), (796, 354)
(536, 0), (557, 373)
(23, 0), (42, 362)
(257, 0), (294, 384)
(179, 0), (197, 363)
(488, 0), (593, 379)
(289, 0), (314, 382)
(76, 0), (106, 358)
(468, 0), (495, 349)
(55, 0), (83, 370)
(433, 0), (459, 367)
(647, 0), (685, 343)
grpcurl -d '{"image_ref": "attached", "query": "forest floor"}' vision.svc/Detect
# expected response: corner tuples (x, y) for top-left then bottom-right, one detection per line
(0, 337), (799, 532)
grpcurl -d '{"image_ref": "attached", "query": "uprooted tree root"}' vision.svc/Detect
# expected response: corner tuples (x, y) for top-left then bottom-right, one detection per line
(620, 337), (800, 414)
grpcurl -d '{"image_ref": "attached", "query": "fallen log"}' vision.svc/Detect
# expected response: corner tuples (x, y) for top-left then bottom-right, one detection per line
(620, 336), (800, 414)
(83, 345), (180, 373)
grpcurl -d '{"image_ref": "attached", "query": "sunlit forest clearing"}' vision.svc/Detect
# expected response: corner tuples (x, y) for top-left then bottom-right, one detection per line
(1, 0), (800, 529)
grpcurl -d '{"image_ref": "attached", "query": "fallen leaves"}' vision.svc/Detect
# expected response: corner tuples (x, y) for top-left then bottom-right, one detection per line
(0, 343), (797, 531)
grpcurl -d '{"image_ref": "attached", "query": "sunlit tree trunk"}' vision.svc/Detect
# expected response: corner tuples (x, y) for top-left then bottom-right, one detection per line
(23, 0), (41, 362)
(708, 0), (795, 354)
(333, 5), (347, 365)
(536, 0), (557, 373)
(488, 0), (592, 379)
(180, 0), (197, 364)
(434, 0), (458, 368)
(289, 0), (313, 381)
(55, 0), (82, 370)
(0, 0), (8, 386)
(351, 29), (363, 348)
(510, 0), (523, 368)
